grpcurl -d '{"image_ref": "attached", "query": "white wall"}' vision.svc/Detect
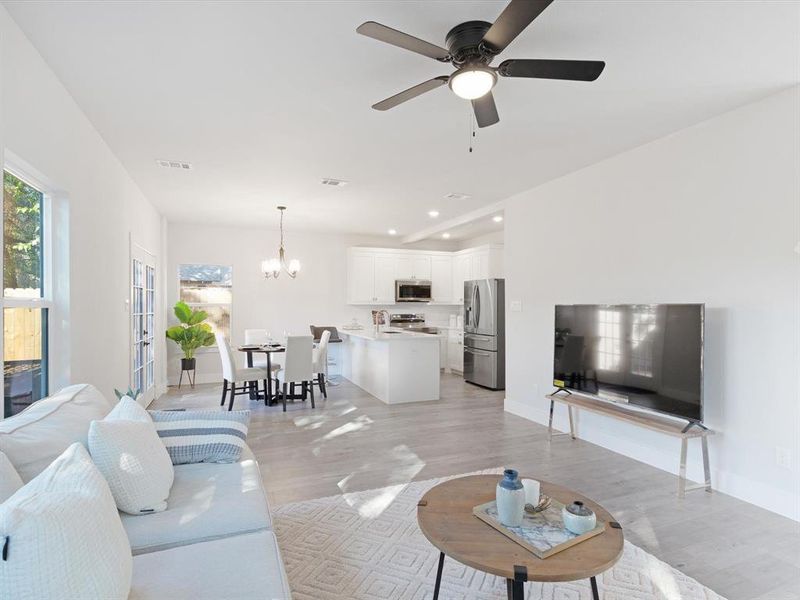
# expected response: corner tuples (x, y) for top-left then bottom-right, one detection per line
(503, 86), (800, 520)
(0, 6), (165, 404)
(166, 223), (464, 383)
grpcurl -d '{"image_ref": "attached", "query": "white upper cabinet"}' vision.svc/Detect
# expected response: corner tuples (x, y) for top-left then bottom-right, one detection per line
(412, 256), (432, 280)
(348, 252), (377, 304)
(430, 256), (453, 303)
(373, 254), (397, 303)
(347, 245), (502, 306)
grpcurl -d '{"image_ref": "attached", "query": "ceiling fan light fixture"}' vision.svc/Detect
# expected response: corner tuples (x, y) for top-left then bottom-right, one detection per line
(449, 66), (496, 100)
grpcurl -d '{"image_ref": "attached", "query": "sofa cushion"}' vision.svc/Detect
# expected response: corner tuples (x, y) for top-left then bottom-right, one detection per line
(0, 443), (132, 600)
(107, 396), (151, 422)
(121, 445), (271, 553)
(0, 384), (113, 481)
(0, 451), (23, 502)
(129, 530), (290, 600)
(149, 409), (250, 464)
(89, 418), (175, 515)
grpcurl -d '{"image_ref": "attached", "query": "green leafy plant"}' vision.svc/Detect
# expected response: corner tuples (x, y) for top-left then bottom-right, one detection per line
(165, 301), (216, 360)
(114, 387), (140, 401)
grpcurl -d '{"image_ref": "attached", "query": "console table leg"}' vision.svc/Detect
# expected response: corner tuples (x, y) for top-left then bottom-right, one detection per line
(590, 576), (600, 600)
(433, 552), (445, 600)
(568, 406), (576, 439)
(548, 399), (555, 440)
(506, 578), (524, 600)
(701, 436), (712, 493)
(678, 438), (688, 498)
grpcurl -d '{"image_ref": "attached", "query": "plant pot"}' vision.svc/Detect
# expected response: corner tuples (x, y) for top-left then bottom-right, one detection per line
(181, 358), (196, 371)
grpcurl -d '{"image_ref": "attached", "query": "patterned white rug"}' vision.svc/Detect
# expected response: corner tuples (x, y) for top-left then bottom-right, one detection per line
(273, 471), (725, 600)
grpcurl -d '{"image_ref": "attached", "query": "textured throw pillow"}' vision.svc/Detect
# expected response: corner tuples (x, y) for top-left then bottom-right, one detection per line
(0, 451), (23, 503)
(149, 410), (250, 465)
(0, 443), (132, 600)
(89, 418), (174, 515)
(106, 396), (151, 423)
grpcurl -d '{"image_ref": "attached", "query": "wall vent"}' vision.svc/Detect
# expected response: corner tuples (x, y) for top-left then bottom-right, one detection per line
(156, 159), (192, 170)
(444, 192), (471, 200)
(321, 178), (348, 187)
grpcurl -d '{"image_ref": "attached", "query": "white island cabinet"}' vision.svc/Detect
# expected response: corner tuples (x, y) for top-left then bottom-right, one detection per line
(339, 329), (440, 404)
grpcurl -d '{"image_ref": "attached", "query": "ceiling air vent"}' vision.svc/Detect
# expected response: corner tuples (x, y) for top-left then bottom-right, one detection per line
(444, 192), (471, 201)
(321, 178), (348, 187)
(156, 159), (192, 170)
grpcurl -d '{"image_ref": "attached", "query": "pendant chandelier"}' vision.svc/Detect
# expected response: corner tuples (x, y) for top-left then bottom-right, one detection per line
(261, 206), (301, 279)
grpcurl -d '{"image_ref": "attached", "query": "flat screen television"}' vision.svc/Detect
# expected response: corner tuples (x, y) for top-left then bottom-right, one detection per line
(553, 304), (704, 422)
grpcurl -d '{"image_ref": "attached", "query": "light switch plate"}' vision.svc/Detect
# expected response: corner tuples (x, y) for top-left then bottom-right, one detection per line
(510, 300), (523, 312)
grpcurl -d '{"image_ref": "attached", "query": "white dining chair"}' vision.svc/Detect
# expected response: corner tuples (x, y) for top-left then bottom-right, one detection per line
(277, 335), (314, 412)
(312, 330), (331, 399)
(216, 332), (270, 411)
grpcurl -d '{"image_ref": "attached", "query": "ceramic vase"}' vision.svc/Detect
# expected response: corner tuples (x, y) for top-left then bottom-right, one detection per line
(562, 500), (597, 535)
(496, 469), (525, 527)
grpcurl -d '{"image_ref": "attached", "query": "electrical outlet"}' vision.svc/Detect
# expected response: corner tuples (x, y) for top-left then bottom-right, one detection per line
(775, 446), (792, 469)
(510, 300), (523, 312)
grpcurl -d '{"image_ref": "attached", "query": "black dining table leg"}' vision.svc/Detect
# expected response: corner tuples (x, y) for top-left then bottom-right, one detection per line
(506, 579), (523, 600)
(590, 576), (600, 600)
(432, 552), (445, 600)
(266, 352), (273, 406)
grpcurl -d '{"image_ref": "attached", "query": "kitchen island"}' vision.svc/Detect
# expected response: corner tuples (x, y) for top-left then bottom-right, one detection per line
(339, 328), (440, 404)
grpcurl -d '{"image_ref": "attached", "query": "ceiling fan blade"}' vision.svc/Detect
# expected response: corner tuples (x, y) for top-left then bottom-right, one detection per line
(471, 92), (500, 128)
(372, 77), (450, 111)
(498, 59), (606, 81)
(481, 0), (554, 54)
(357, 21), (450, 61)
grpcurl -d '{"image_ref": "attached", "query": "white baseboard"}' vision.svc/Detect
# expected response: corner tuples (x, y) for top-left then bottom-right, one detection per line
(504, 398), (800, 522)
(167, 372), (221, 387)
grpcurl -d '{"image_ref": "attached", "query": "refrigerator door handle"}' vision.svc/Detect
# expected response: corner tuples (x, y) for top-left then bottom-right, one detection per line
(473, 285), (480, 329)
(464, 347), (491, 357)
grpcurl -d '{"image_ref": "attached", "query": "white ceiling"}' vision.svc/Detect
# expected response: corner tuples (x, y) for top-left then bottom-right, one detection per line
(4, 1), (799, 240)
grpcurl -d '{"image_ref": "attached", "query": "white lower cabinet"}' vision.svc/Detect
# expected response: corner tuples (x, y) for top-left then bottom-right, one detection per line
(447, 330), (464, 372)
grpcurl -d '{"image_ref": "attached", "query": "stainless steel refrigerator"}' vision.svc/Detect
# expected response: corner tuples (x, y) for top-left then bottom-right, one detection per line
(463, 278), (505, 390)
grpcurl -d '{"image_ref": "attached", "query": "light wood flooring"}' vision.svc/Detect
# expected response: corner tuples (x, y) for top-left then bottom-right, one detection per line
(154, 373), (800, 600)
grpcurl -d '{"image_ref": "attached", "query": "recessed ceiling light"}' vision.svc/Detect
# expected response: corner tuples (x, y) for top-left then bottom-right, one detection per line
(442, 233), (451, 239)
(388, 229), (397, 235)
(493, 215), (503, 223)
(428, 210), (440, 218)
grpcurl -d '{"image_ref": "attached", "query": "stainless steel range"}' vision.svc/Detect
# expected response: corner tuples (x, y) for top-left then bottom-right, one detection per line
(389, 313), (439, 335)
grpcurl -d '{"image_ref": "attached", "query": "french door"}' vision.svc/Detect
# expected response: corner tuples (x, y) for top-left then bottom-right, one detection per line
(131, 245), (156, 405)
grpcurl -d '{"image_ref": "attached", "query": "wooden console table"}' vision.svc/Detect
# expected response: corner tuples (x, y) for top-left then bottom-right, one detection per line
(546, 392), (714, 498)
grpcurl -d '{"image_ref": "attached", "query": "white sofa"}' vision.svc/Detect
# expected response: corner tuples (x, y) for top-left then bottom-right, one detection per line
(0, 383), (291, 600)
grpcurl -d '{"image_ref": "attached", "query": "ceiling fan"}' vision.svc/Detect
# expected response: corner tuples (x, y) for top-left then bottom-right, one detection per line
(356, 0), (605, 128)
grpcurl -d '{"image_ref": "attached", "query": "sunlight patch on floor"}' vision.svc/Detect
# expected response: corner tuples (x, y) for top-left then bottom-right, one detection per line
(316, 415), (374, 442)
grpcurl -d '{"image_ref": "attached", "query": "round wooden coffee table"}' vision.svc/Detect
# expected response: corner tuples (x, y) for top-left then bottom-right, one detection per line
(417, 475), (624, 600)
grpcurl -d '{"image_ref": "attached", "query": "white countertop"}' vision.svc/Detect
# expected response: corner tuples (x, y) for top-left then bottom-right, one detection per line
(339, 327), (440, 342)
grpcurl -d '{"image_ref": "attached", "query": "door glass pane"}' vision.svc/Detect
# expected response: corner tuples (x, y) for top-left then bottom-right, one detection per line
(4, 307), (48, 416)
(3, 172), (43, 298)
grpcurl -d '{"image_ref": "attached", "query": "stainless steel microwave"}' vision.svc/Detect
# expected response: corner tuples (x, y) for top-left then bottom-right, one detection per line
(395, 280), (432, 303)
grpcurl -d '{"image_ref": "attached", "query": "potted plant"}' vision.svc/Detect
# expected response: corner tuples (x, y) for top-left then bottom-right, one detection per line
(165, 301), (216, 372)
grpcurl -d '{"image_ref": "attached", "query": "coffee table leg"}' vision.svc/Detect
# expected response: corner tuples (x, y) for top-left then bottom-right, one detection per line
(433, 552), (445, 600)
(506, 578), (524, 599)
(590, 576), (600, 600)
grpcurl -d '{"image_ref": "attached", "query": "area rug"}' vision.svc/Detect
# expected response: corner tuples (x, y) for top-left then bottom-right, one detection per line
(273, 470), (725, 600)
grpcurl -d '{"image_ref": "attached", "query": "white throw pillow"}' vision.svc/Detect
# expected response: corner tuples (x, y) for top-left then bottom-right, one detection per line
(0, 451), (23, 502)
(89, 417), (174, 515)
(0, 383), (113, 481)
(0, 443), (132, 600)
(107, 396), (151, 423)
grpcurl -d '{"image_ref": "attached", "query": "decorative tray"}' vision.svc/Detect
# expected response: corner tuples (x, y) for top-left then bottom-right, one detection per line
(473, 498), (605, 559)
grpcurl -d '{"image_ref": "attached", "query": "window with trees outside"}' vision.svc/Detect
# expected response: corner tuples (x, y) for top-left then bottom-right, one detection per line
(4, 170), (49, 417)
(178, 264), (232, 342)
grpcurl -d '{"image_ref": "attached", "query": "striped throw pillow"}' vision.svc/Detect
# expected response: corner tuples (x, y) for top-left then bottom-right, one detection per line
(148, 410), (250, 465)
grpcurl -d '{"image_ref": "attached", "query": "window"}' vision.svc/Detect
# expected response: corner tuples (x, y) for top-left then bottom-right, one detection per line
(178, 264), (232, 342)
(3, 170), (50, 417)
(596, 308), (621, 371)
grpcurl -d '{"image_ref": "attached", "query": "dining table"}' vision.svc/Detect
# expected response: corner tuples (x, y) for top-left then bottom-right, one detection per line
(237, 344), (286, 405)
